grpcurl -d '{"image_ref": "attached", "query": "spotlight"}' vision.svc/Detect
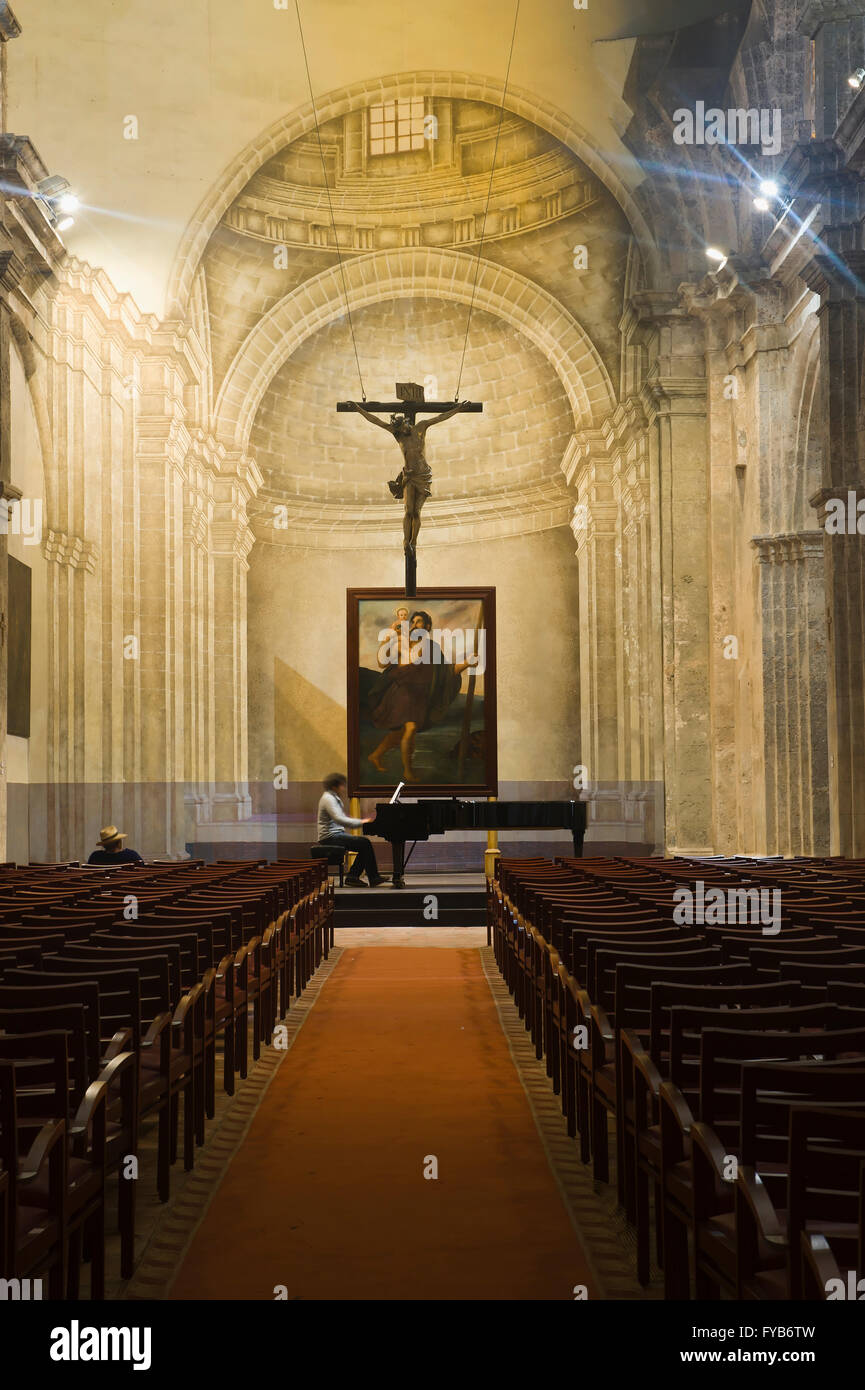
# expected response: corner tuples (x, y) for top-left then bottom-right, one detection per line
(56, 216), (75, 232)
(753, 196), (770, 212)
(849, 68), (865, 89)
(58, 193), (80, 214)
(705, 247), (728, 266)
(36, 175), (70, 198)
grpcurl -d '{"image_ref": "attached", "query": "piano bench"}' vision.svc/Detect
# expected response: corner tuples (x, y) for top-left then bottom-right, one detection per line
(310, 844), (347, 887)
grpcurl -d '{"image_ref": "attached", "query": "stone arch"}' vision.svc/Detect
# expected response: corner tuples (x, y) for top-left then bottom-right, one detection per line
(166, 70), (657, 318)
(213, 247), (616, 452)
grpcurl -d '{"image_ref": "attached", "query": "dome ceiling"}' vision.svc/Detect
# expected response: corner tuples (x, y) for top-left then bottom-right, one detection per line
(204, 95), (631, 521)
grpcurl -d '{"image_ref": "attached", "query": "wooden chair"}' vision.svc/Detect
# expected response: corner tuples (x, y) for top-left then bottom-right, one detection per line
(0, 1060), (66, 1296)
(800, 1158), (865, 1299)
(0, 1032), (116, 1297)
(630, 986), (811, 1286)
(690, 1054), (865, 1298)
(737, 1105), (865, 1300)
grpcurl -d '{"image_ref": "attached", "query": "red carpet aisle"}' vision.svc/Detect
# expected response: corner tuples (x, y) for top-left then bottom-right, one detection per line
(169, 947), (599, 1300)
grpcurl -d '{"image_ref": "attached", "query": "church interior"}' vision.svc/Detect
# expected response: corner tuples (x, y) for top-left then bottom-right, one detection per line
(0, 0), (864, 1338)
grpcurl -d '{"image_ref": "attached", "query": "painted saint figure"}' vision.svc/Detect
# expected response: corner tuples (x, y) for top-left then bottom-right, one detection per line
(349, 400), (472, 553)
(365, 610), (478, 782)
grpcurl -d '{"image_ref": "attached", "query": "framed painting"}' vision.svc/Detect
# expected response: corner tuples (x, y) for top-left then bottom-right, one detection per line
(347, 587), (497, 797)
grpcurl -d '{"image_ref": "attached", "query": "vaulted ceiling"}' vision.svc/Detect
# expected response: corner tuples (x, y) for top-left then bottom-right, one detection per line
(6, 0), (741, 315)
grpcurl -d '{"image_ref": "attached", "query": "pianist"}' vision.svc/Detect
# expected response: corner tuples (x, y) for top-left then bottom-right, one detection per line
(317, 773), (387, 888)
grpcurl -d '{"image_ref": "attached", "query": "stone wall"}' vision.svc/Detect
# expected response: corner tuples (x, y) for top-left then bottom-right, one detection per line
(2, 4), (863, 862)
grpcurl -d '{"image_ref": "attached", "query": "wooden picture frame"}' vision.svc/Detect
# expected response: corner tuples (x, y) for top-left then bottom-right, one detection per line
(347, 586), (497, 798)
(7, 556), (31, 739)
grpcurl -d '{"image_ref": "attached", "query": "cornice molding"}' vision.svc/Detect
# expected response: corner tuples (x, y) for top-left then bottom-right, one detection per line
(225, 160), (601, 256)
(640, 375), (707, 420)
(751, 530), (826, 562)
(250, 477), (571, 550)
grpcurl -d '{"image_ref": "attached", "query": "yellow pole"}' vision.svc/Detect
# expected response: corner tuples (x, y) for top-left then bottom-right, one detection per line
(484, 794), (500, 880)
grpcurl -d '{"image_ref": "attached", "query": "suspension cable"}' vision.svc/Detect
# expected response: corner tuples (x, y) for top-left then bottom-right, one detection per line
(454, 0), (521, 400)
(295, 1), (366, 400)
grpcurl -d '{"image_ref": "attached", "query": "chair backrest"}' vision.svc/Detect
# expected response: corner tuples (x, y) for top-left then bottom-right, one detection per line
(740, 1061), (865, 1203)
(139, 911), (234, 958)
(649, 978), (802, 1066)
(720, 931), (831, 961)
(0, 942), (44, 971)
(829, 980), (865, 1009)
(751, 943), (865, 966)
(613, 961), (752, 1042)
(787, 1105), (865, 1298)
(590, 945), (722, 1015)
(3, 966), (142, 1050)
(0, 1002), (94, 1094)
(57, 946), (173, 1020)
(0, 1031), (71, 1126)
(780, 960), (865, 989)
(667, 1000), (841, 1097)
(0, 924), (67, 949)
(701, 1022), (865, 1138)
(95, 929), (199, 989)
(564, 925), (684, 978)
(0, 1060), (20, 1211)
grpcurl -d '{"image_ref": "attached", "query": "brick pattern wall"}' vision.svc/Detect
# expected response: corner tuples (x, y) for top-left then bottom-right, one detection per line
(249, 300), (573, 505)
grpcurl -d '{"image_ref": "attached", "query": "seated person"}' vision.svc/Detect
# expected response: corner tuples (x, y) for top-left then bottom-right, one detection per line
(317, 774), (386, 887)
(88, 825), (144, 866)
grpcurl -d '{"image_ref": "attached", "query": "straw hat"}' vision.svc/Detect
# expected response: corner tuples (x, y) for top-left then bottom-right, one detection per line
(97, 825), (127, 847)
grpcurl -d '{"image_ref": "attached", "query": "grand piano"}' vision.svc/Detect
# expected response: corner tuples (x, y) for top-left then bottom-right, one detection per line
(365, 798), (587, 888)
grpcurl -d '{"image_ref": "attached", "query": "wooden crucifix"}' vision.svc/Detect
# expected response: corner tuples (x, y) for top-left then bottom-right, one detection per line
(337, 383), (482, 596)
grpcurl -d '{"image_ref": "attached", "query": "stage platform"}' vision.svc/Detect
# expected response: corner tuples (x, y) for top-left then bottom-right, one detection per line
(334, 871), (488, 928)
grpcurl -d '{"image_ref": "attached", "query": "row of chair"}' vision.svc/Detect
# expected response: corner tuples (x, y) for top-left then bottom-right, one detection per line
(489, 854), (865, 1300)
(0, 857), (334, 1297)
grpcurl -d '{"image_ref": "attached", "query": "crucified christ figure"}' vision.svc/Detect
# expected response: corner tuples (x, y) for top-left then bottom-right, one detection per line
(348, 400), (472, 553)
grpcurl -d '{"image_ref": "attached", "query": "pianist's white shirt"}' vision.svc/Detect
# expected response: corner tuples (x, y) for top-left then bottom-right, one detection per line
(318, 791), (364, 841)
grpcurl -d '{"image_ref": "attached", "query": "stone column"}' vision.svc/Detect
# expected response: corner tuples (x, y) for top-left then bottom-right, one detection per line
(803, 252), (865, 854)
(567, 433), (619, 774)
(182, 431), (217, 837)
(812, 484), (865, 854)
(752, 532), (830, 854)
(41, 529), (97, 858)
(209, 450), (262, 823)
(634, 293), (713, 855)
(134, 360), (190, 856)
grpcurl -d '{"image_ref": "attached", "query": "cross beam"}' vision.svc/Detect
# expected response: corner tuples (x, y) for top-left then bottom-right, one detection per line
(337, 400), (483, 418)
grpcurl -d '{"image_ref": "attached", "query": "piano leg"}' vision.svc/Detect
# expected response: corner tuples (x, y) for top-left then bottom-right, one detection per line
(572, 828), (585, 857)
(391, 840), (406, 889)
